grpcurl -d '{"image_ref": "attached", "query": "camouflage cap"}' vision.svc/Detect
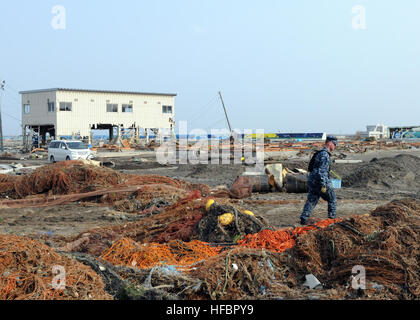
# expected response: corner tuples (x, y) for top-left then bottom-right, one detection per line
(326, 136), (338, 146)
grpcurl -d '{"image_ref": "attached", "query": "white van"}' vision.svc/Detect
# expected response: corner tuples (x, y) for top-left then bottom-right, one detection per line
(48, 140), (93, 163)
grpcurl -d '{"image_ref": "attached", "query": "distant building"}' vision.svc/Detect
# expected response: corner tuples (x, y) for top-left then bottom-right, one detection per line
(19, 88), (176, 147)
(358, 124), (390, 139)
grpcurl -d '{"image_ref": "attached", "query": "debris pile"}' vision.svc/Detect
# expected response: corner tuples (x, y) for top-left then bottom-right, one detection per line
(2, 198), (419, 300)
(1, 153), (419, 301)
(190, 248), (294, 300)
(101, 238), (221, 271)
(56, 196), (262, 256)
(0, 161), (124, 199)
(188, 199), (420, 300)
(116, 265), (203, 300)
(0, 162), (211, 211)
(288, 199), (420, 299)
(0, 234), (112, 300)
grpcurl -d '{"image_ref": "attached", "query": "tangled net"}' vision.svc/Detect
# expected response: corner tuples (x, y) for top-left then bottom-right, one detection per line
(58, 193), (246, 257)
(0, 161), (124, 199)
(190, 199), (420, 300)
(288, 199), (420, 299)
(101, 238), (221, 271)
(190, 247), (295, 300)
(0, 174), (17, 198)
(237, 218), (342, 253)
(0, 234), (112, 300)
(0, 162), (212, 213)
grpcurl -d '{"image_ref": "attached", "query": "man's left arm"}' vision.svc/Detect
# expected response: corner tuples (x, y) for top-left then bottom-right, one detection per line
(318, 151), (330, 188)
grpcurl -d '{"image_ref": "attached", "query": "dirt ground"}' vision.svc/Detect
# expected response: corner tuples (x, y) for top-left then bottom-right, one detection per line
(1, 148), (418, 238)
(0, 203), (142, 237)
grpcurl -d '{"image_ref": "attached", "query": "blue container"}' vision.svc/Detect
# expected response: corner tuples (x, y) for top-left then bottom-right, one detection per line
(331, 179), (342, 189)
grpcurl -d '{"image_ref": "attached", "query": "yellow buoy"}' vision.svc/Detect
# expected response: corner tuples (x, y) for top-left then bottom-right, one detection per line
(242, 210), (255, 217)
(206, 199), (215, 212)
(218, 213), (234, 226)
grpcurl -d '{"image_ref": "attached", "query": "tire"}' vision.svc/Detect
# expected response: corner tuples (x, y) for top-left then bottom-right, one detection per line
(50, 156), (55, 163)
(66, 156), (71, 161)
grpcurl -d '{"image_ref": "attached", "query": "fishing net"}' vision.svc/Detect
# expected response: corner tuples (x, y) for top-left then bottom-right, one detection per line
(0, 162), (213, 214)
(237, 218), (342, 253)
(115, 264), (203, 300)
(190, 199), (420, 300)
(101, 238), (221, 271)
(197, 201), (269, 243)
(0, 234), (112, 300)
(287, 199), (420, 299)
(0, 174), (16, 197)
(0, 161), (124, 199)
(190, 247), (295, 300)
(58, 194), (248, 256)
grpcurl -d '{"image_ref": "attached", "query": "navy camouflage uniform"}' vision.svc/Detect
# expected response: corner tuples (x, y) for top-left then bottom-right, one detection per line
(300, 146), (337, 222)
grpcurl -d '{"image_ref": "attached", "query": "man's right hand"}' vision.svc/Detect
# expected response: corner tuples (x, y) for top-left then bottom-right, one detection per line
(321, 186), (327, 194)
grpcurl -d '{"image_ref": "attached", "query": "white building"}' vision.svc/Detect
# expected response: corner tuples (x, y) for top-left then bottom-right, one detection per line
(19, 88), (176, 146)
(359, 124), (390, 139)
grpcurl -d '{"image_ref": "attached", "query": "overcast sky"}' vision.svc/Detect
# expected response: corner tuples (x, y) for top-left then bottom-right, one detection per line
(1, 0), (420, 135)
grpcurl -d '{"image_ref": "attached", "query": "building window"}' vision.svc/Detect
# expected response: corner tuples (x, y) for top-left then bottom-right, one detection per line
(48, 101), (55, 112)
(162, 105), (173, 114)
(24, 104), (30, 114)
(59, 102), (72, 111)
(122, 104), (133, 113)
(107, 104), (118, 112)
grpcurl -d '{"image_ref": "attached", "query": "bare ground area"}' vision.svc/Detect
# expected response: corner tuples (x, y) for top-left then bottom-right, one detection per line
(0, 203), (142, 238)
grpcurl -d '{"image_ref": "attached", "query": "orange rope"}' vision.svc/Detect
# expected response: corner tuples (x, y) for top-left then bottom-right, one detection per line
(237, 218), (342, 253)
(101, 239), (221, 270)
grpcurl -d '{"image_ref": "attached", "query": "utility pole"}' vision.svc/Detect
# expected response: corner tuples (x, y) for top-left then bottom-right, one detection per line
(0, 80), (5, 152)
(218, 91), (232, 133)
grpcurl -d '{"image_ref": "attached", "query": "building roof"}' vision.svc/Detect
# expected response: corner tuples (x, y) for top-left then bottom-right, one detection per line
(19, 88), (177, 97)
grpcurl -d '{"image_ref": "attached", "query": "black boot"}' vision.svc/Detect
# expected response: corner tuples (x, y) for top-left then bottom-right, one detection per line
(300, 218), (307, 225)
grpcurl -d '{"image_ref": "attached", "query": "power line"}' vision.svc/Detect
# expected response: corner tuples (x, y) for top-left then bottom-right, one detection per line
(1, 88), (22, 123)
(2, 111), (21, 123)
(188, 103), (219, 126)
(4, 86), (20, 101)
(205, 117), (227, 131)
(186, 94), (220, 125)
(2, 90), (22, 110)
